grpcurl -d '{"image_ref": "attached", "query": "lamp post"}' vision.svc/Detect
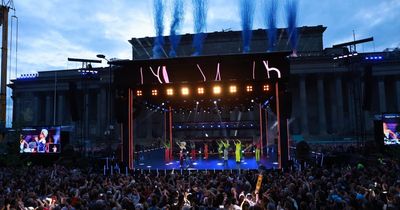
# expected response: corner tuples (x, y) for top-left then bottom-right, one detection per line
(96, 54), (113, 136)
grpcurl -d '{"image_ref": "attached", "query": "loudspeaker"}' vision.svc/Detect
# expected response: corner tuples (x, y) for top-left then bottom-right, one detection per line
(282, 91), (292, 118)
(363, 65), (373, 111)
(115, 89), (127, 123)
(68, 82), (80, 121)
(373, 120), (384, 152)
(270, 91), (292, 118)
(60, 131), (70, 146)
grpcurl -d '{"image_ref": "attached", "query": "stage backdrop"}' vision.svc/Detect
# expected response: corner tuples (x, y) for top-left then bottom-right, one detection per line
(114, 52), (290, 87)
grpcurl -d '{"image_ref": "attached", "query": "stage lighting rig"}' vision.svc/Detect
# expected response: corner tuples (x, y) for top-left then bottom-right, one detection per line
(197, 87), (204, 95)
(246, 85), (253, 92)
(229, 85), (237, 93)
(166, 88), (174, 96)
(213, 86), (221, 95)
(181, 87), (189, 96)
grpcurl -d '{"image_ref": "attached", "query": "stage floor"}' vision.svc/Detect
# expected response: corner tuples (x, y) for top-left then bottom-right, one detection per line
(135, 148), (278, 170)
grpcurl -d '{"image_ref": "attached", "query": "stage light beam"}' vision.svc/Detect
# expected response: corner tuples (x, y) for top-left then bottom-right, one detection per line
(213, 85), (221, 95)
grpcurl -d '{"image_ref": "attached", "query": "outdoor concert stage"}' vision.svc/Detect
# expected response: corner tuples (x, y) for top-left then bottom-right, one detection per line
(114, 52), (291, 169)
(135, 147), (278, 170)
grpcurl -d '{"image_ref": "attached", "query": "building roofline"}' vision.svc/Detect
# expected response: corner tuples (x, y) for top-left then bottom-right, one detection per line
(128, 25), (327, 46)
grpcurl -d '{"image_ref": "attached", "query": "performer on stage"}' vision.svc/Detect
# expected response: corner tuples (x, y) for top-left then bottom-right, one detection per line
(255, 140), (261, 163)
(234, 139), (242, 163)
(204, 142), (209, 160)
(163, 142), (171, 162)
(222, 139), (230, 166)
(217, 140), (224, 159)
(176, 140), (187, 168)
(190, 141), (196, 160)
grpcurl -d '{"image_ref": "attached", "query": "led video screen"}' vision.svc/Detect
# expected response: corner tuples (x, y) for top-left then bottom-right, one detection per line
(382, 114), (400, 146)
(19, 126), (61, 153)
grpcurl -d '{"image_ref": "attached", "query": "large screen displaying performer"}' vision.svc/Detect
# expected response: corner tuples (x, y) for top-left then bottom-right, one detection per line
(382, 113), (400, 146)
(19, 126), (61, 153)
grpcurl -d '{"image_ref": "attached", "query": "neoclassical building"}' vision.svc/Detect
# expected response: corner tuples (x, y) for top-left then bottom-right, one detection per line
(9, 25), (400, 154)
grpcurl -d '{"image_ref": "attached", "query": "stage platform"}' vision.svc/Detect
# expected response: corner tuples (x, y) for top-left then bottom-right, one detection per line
(134, 147), (278, 170)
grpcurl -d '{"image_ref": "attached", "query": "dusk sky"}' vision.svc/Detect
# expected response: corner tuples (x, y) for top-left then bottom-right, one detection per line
(3, 0), (400, 126)
(8, 0), (400, 78)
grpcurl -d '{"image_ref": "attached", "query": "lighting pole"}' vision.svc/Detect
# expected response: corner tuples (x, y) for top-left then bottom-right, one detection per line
(96, 54), (113, 136)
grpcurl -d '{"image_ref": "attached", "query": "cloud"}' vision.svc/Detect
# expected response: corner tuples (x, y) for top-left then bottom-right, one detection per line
(17, 30), (100, 72)
(9, 0), (400, 77)
(354, 0), (400, 28)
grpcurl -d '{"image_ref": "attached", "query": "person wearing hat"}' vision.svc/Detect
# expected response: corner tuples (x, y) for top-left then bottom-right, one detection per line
(37, 129), (48, 153)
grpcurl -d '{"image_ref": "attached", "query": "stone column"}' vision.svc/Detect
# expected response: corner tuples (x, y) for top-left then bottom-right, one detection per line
(57, 93), (64, 125)
(98, 88), (107, 135)
(347, 81), (355, 133)
(317, 76), (327, 135)
(396, 79), (400, 111)
(335, 76), (344, 132)
(84, 91), (90, 140)
(299, 76), (309, 135)
(45, 95), (52, 125)
(378, 77), (386, 113)
(13, 95), (20, 125)
(33, 94), (40, 125)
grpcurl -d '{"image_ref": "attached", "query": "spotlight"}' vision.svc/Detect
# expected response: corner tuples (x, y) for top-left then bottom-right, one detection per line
(197, 87), (204, 95)
(136, 90), (143, 96)
(213, 100), (217, 104)
(196, 101), (199, 105)
(246, 85), (253, 92)
(166, 88), (174, 96)
(263, 85), (270, 91)
(229, 85), (237, 93)
(213, 85), (221, 94)
(161, 102), (165, 106)
(251, 99), (254, 103)
(151, 89), (158, 96)
(181, 87), (189, 96)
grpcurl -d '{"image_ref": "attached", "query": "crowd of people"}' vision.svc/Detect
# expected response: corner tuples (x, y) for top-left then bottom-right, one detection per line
(1, 156), (399, 210)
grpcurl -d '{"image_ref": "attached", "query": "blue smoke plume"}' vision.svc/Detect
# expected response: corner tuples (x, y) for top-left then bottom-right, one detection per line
(153, 0), (165, 59)
(169, 0), (184, 57)
(264, 0), (278, 52)
(286, 0), (298, 55)
(240, 0), (255, 53)
(192, 0), (207, 56)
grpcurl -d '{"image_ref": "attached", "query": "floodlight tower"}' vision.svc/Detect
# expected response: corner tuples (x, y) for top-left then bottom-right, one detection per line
(0, 0), (14, 139)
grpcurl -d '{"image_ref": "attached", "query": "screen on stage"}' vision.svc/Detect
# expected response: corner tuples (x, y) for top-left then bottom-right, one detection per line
(19, 126), (61, 153)
(382, 113), (400, 146)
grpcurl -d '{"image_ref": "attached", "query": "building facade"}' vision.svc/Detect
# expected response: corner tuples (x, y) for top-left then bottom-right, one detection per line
(8, 25), (400, 155)
(9, 68), (118, 154)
